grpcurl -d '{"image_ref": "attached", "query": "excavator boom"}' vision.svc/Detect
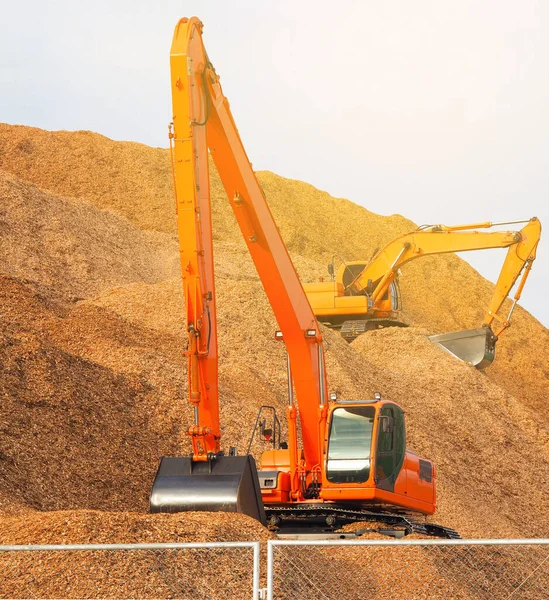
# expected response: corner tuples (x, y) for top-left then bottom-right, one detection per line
(151, 17), (327, 519)
(204, 58), (327, 472)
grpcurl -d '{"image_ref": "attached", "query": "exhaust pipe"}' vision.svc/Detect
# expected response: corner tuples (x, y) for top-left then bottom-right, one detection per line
(428, 327), (496, 370)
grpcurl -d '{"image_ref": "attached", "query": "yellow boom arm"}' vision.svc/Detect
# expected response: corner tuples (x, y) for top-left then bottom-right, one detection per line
(349, 218), (541, 336)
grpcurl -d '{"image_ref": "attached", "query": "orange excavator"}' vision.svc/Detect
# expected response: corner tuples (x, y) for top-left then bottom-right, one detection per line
(150, 17), (458, 537)
(304, 219), (541, 368)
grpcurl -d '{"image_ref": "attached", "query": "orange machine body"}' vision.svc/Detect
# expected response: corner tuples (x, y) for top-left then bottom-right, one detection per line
(260, 398), (435, 515)
(169, 16), (436, 518)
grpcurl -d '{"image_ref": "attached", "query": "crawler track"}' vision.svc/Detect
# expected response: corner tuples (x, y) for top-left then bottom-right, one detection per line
(340, 318), (409, 342)
(266, 505), (460, 539)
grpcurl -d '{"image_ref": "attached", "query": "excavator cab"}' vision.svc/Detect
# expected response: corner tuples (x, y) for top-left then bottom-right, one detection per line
(150, 455), (266, 524)
(320, 397), (436, 515)
(428, 327), (496, 369)
(259, 396), (437, 518)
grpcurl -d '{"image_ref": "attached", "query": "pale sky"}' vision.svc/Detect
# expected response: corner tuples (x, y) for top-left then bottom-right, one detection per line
(1, 0), (547, 327)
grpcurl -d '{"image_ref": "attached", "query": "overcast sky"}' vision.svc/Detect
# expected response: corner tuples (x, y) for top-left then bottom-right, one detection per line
(1, 0), (547, 327)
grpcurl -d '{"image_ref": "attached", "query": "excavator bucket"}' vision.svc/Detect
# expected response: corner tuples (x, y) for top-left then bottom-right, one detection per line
(428, 327), (496, 369)
(150, 455), (266, 525)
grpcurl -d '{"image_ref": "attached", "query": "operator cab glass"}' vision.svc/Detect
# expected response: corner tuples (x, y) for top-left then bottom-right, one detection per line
(341, 263), (367, 293)
(326, 406), (375, 484)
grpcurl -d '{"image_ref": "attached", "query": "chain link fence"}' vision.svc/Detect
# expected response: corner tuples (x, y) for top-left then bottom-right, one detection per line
(3, 538), (549, 599)
(0, 542), (260, 599)
(266, 539), (549, 600)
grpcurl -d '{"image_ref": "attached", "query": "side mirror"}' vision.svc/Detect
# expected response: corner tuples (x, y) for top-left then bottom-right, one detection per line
(327, 263), (334, 277)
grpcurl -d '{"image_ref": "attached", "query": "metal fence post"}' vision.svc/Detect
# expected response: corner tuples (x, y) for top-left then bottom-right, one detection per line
(252, 541), (261, 599)
(267, 540), (275, 600)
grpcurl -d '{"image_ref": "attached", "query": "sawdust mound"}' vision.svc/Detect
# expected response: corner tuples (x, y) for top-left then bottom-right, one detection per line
(0, 123), (174, 233)
(0, 123), (548, 558)
(0, 275), (183, 514)
(1, 123), (547, 412)
(0, 510), (272, 544)
(0, 169), (178, 302)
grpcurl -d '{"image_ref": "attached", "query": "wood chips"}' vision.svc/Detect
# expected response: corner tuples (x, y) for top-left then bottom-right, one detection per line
(0, 122), (548, 594)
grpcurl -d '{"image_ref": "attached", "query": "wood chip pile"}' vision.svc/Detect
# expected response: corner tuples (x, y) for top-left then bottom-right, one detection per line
(0, 123), (548, 594)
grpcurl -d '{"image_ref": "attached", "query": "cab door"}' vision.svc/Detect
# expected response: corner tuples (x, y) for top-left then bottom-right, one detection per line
(375, 405), (405, 492)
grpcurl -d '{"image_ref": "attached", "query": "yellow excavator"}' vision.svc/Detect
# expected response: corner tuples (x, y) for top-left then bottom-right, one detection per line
(304, 218), (541, 368)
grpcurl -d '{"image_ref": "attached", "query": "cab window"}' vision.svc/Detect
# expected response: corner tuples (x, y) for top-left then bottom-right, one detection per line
(326, 406), (375, 484)
(377, 406), (394, 452)
(341, 264), (367, 291)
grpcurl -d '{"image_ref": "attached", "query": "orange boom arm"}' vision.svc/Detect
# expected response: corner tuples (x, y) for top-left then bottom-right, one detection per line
(170, 18), (328, 485)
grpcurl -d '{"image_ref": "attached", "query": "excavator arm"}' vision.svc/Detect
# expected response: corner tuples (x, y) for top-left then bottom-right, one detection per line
(337, 218), (541, 367)
(150, 17), (329, 516)
(483, 221), (540, 336)
(168, 23), (219, 462)
(348, 218), (541, 337)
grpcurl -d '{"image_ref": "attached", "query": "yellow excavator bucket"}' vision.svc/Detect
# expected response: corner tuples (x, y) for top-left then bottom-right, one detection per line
(428, 327), (496, 369)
